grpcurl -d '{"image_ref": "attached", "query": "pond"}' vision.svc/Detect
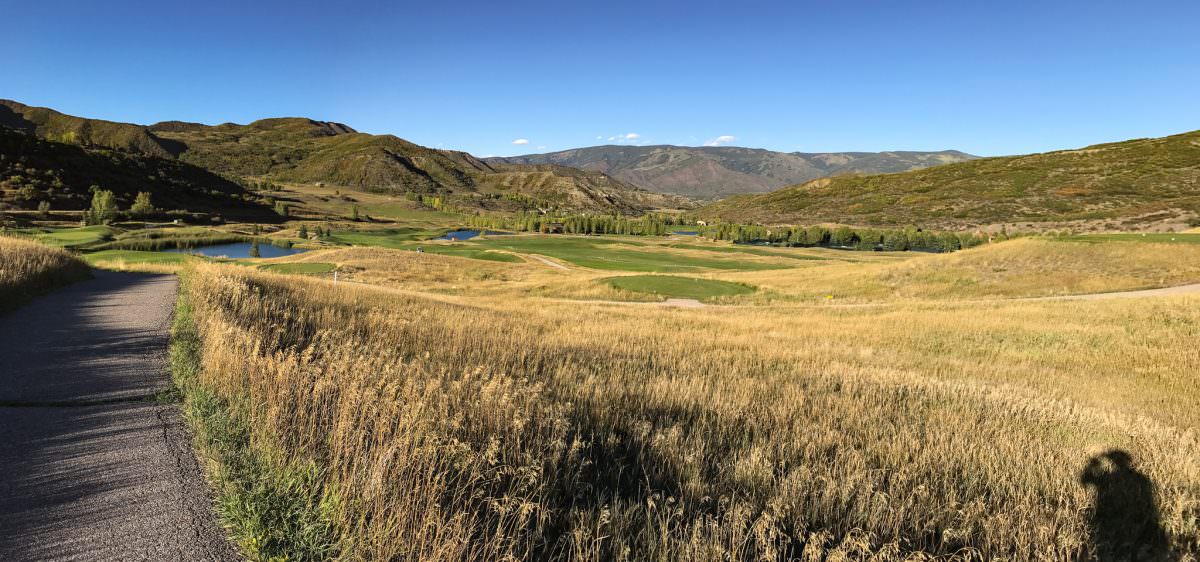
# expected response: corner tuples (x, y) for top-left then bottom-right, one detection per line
(435, 230), (509, 241)
(672, 231), (699, 236)
(164, 242), (308, 259)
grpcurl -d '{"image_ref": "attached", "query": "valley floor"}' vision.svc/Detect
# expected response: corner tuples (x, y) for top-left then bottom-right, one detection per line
(169, 231), (1198, 561)
(6, 225), (1199, 561)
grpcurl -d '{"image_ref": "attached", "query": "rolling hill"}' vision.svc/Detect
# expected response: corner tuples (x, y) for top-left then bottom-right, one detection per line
(490, 145), (976, 199)
(1, 100), (687, 215)
(699, 130), (1200, 230)
(0, 126), (271, 219)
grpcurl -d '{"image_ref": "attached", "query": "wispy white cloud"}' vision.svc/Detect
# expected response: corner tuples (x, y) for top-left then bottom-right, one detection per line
(596, 135), (603, 140)
(512, 138), (530, 145)
(536, 145), (546, 150)
(703, 135), (736, 147)
(602, 133), (642, 144)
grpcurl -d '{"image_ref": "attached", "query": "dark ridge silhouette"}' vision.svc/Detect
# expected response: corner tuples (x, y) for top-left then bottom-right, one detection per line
(1079, 450), (1174, 561)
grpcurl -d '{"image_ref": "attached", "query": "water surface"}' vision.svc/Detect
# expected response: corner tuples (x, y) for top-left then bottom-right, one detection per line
(164, 242), (307, 259)
(435, 230), (509, 241)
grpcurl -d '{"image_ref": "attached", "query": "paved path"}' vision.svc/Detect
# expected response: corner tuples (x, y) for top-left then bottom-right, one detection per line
(1026, 282), (1200, 301)
(564, 282), (1200, 310)
(0, 271), (239, 561)
(527, 254), (570, 270)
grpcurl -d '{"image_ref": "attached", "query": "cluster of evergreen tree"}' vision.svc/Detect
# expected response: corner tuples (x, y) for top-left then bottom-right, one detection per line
(701, 223), (1011, 252)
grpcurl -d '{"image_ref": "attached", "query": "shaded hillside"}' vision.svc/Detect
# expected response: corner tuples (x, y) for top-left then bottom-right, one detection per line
(0, 128), (271, 218)
(0, 100), (177, 158)
(699, 130), (1200, 229)
(491, 145), (975, 199)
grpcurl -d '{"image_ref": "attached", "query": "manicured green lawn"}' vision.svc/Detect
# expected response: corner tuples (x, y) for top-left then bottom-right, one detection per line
(664, 243), (829, 261)
(30, 226), (115, 248)
(82, 249), (195, 265)
(328, 228), (448, 248)
(412, 246), (523, 263)
(1058, 233), (1200, 244)
(604, 275), (755, 300)
(466, 236), (787, 272)
(259, 262), (337, 274)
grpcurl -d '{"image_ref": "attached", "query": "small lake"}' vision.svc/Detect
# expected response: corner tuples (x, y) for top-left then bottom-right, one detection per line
(435, 230), (508, 241)
(164, 242), (308, 259)
(672, 231), (699, 236)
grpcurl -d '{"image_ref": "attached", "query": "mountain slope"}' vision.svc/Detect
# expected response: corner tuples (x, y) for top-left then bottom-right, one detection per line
(490, 145), (976, 199)
(0, 127), (271, 219)
(699, 130), (1200, 229)
(0, 100), (178, 159)
(150, 119), (688, 213)
(1, 100), (686, 216)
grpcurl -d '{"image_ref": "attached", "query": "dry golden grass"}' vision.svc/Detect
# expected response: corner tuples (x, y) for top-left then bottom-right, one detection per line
(183, 261), (1199, 561)
(0, 235), (90, 312)
(713, 238), (1200, 303)
(289, 247), (668, 302)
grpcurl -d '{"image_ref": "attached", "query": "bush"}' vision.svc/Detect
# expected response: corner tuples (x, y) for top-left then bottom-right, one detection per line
(86, 189), (119, 225)
(130, 191), (157, 217)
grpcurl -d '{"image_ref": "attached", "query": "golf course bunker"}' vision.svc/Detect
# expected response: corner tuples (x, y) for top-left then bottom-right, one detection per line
(604, 274), (755, 301)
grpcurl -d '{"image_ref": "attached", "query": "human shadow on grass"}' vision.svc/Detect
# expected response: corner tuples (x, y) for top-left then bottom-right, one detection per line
(1079, 449), (1179, 562)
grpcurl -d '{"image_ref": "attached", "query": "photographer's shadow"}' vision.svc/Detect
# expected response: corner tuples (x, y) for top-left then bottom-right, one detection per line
(1079, 450), (1174, 561)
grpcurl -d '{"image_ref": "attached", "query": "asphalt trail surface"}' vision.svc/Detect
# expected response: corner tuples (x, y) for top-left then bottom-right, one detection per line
(0, 271), (239, 561)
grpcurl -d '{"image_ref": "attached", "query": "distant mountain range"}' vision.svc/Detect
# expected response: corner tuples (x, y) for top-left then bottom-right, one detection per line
(699, 129), (1200, 230)
(0, 100), (687, 216)
(489, 145), (977, 199)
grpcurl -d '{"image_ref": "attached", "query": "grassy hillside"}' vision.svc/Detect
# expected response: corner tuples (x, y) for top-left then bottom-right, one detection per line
(0, 99), (177, 158)
(149, 117), (478, 191)
(177, 261), (1199, 560)
(712, 236), (1200, 303)
(0, 128), (271, 219)
(700, 130), (1200, 229)
(492, 145), (976, 199)
(2, 99), (685, 216)
(153, 119), (691, 213)
(153, 119), (686, 213)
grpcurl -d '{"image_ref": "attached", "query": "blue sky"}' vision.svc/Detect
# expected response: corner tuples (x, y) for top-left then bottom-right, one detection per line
(4, 0), (1199, 157)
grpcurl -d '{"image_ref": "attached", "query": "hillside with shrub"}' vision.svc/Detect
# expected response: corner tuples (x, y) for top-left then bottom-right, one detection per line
(0, 127), (271, 219)
(0, 99), (686, 216)
(700, 130), (1200, 229)
(492, 145), (976, 199)
(151, 118), (688, 213)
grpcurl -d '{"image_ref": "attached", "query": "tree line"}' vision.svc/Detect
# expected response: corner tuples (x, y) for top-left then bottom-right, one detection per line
(466, 210), (1013, 253)
(467, 212), (687, 236)
(699, 223), (1014, 252)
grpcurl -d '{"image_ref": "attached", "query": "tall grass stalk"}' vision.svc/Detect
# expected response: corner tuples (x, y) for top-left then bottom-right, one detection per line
(182, 263), (1199, 561)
